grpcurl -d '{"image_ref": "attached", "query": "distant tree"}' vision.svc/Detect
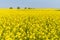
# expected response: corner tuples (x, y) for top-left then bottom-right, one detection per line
(28, 7), (31, 9)
(9, 7), (13, 9)
(25, 7), (27, 9)
(17, 7), (20, 9)
(28, 7), (33, 9)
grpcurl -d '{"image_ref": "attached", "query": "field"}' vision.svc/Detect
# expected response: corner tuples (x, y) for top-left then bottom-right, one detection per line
(0, 9), (60, 40)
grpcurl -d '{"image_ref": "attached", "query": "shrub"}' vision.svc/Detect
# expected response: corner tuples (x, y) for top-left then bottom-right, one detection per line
(25, 7), (27, 9)
(9, 7), (13, 9)
(17, 7), (20, 9)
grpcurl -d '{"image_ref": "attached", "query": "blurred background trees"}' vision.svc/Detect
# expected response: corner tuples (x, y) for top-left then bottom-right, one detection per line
(17, 7), (20, 9)
(9, 7), (35, 9)
(9, 7), (13, 9)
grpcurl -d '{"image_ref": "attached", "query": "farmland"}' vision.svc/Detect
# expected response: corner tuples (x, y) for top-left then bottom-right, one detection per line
(0, 9), (60, 40)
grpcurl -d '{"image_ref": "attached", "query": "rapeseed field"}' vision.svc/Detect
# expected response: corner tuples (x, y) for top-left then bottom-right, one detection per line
(0, 9), (60, 40)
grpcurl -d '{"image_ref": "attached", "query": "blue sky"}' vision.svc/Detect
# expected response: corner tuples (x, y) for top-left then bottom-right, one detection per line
(0, 0), (60, 8)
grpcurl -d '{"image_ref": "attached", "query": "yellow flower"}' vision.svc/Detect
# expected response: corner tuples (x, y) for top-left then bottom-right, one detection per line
(19, 38), (23, 40)
(5, 35), (13, 40)
(30, 35), (33, 38)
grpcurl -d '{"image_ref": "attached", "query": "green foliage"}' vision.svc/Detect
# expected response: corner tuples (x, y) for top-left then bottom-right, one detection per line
(9, 7), (13, 9)
(17, 7), (20, 9)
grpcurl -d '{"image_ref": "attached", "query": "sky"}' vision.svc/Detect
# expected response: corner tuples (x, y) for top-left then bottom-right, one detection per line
(0, 0), (60, 8)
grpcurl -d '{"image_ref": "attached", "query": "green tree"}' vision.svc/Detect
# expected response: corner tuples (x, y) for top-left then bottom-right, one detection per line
(9, 7), (13, 9)
(25, 7), (27, 9)
(17, 7), (20, 9)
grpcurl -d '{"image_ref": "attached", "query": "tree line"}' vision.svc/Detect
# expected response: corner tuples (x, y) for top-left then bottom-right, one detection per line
(9, 7), (35, 9)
